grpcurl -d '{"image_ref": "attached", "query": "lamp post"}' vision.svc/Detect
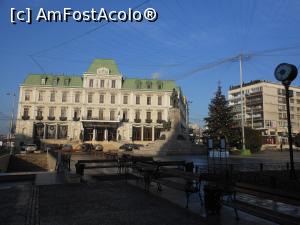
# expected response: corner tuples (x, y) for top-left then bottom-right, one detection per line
(274, 63), (298, 179)
(6, 92), (16, 155)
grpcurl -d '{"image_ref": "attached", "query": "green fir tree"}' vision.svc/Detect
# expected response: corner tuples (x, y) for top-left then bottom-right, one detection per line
(204, 84), (234, 140)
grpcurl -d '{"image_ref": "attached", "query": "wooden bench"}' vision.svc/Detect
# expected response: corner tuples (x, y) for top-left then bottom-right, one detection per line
(75, 159), (121, 176)
(223, 182), (300, 225)
(132, 162), (203, 208)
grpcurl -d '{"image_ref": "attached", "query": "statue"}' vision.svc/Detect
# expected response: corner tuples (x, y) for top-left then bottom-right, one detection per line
(171, 88), (179, 108)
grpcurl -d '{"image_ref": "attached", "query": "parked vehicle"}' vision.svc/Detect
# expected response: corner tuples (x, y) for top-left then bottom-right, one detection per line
(80, 143), (93, 152)
(62, 144), (73, 152)
(25, 144), (37, 153)
(119, 143), (143, 151)
(93, 144), (103, 152)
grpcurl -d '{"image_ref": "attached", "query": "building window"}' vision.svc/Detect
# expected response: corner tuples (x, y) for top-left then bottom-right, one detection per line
(135, 110), (140, 119)
(88, 93), (93, 103)
(61, 107), (67, 117)
(23, 107), (29, 117)
(75, 92), (80, 103)
(99, 109), (104, 120)
(111, 95), (115, 104)
(147, 96), (151, 105)
(64, 79), (70, 86)
(89, 79), (94, 88)
(111, 80), (116, 88)
(146, 81), (152, 89)
(38, 92), (43, 101)
(122, 110), (128, 120)
(37, 108), (43, 117)
(100, 80), (105, 88)
(41, 78), (46, 85)
(50, 92), (55, 102)
(146, 111), (151, 120)
(87, 109), (92, 119)
(62, 92), (67, 102)
(49, 107), (55, 117)
(157, 111), (162, 121)
(158, 96), (162, 105)
(157, 82), (163, 90)
(136, 95), (140, 105)
(25, 91), (30, 101)
(53, 78), (59, 86)
(99, 94), (104, 104)
(74, 109), (80, 119)
(110, 110), (115, 120)
(123, 95), (128, 104)
(135, 80), (142, 89)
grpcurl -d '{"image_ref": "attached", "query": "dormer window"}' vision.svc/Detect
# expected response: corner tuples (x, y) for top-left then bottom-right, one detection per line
(157, 81), (163, 90)
(64, 78), (70, 86)
(146, 81), (152, 89)
(135, 80), (142, 89)
(41, 78), (47, 85)
(53, 78), (59, 86)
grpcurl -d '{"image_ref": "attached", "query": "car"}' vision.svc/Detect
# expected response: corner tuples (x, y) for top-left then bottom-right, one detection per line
(25, 144), (37, 153)
(119, 143), (142, 151)
(62, 144), (73, 152)
(80, 143), (93, 152)
(93, 144), (103, 152)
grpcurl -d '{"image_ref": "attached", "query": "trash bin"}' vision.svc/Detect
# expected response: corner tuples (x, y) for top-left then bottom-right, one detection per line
(204, 184), (222, 214)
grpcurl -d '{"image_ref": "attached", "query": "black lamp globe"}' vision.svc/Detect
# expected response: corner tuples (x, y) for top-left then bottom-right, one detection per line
(274, 63), (298, 84)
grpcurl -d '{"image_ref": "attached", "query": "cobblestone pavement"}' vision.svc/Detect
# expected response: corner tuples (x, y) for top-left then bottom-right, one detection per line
(38, 181), (208, 225)
(0, 182), (32, 225)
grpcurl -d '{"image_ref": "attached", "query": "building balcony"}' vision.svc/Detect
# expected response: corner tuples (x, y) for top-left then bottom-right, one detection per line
(156, 119), (164, 124)
(121, 118), (129, 122)
(145, 119), (152, 123)
(73, 117), (80, 121)
(82, 117), (103, 121)
(22, 115), (30, 120)
(35, 115), (43, 120)
(48, 116), (55, 121)
(134, 118), (141, 123)
(59, 116), (67, 121)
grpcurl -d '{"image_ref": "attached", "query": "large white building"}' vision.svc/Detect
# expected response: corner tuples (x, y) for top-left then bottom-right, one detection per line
(16, 59), (188, 146)
(228, 80), (300, 145)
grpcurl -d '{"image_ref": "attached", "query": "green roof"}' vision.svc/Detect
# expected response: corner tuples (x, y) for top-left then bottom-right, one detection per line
(22, 74), (83, 87)
(86, 59), (120, 75)
(122, 78), (177, 91)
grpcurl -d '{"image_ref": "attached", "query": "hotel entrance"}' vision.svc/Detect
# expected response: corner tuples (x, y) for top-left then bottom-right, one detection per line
(132, 126), (142, 141)
(82, 121), (119, 141)
(143, 127), (152, 141)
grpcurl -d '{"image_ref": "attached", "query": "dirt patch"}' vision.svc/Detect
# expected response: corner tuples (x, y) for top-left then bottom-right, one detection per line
(7, 154), (48, 172)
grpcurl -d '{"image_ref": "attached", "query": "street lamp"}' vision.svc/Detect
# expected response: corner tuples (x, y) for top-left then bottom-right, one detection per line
(274, 63), (298, 179)
(6, 92), (16, 155)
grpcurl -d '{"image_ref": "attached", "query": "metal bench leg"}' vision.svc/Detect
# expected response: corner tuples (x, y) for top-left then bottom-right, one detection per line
(234, 208), (239, 220)
(157, 183), (162, 192)
(198, 191), (203, 205)
(186, 192), (190, 208)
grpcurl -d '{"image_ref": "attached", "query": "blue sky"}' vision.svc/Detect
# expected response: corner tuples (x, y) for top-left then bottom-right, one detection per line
(1, 0), (300, 133)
